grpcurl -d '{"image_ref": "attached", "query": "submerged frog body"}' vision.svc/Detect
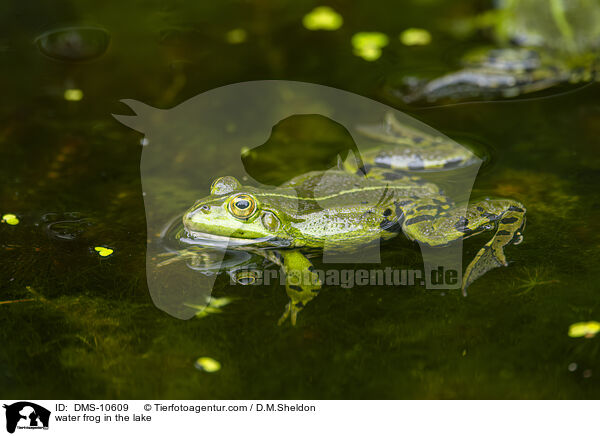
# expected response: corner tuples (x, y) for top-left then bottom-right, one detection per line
(398, 0), (600, 103)
(183, 113), (526, 325)
(401, 47), (597, 103)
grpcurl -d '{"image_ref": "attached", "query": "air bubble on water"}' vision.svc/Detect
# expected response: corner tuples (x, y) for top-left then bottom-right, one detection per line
(35, 26), (110, 62)
(583, 369), (593, 378)
(568, 362), (577, 372)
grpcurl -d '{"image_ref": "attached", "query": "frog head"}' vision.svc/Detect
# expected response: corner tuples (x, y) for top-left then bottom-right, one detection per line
(183, 176), (292, 248)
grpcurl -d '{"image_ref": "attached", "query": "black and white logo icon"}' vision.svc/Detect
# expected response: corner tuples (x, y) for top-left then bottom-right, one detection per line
(3, 402), (50, 433)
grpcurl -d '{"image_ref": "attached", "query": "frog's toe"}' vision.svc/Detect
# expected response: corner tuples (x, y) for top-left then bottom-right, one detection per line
(277, 301), (302, 326)
(277, 302), (291, 326)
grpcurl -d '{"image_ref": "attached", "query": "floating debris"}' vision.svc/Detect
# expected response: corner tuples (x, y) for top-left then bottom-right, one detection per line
(583, 369), (593, 378)
(302, 6), (343, 31)
(568, 321), (600, 338)
(94, 246), (114, 257)
(2, 214), (19, 226)
(64, 89), (83, 101)
(194, 357), (221, 373)
(351, 32), (389, 61)
(35, 26), (110, 62)
(226, 28), (247, 44)
(400, 28), (432, 46)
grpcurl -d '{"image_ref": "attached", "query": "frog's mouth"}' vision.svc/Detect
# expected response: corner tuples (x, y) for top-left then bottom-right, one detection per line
(182, 229), (291, 249)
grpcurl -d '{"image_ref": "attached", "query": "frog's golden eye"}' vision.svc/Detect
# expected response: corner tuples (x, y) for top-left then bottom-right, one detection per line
(211, 176), (241, 195)
(228, 194), (257, 219)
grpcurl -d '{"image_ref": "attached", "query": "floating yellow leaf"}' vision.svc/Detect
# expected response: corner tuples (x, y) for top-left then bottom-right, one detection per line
(303, 6), (343, 31)
(2, 214), (19, 225)
(400, 28), (432, 46)
(352, 32), (389, 61)
(64, 88), (83, 101)
(568, 321), (600, 338)
(94, 246), (114, 257)
(194, 357), (221, 373)
(226, 28), (247, 44)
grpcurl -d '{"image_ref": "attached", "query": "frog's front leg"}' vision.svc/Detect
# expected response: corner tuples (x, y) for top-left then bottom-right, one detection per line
(274, 250), (321, 326)
(402, 199), (526, 293)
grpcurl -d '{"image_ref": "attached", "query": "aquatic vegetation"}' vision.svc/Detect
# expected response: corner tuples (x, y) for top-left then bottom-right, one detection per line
(515, 267), (560, 295)
(194, 357), (221, 373)
(35, 26), (110, 62)
(302, 6), (343, 31)
(63, 89), (83, 102)
(94, 246), (114, 257)
(2, 214), (19, 225)
(351, 32), (388, 61)
(568, 321), (600, 338)
(225, 29), (247, 44)
(399, 28), (432, 46)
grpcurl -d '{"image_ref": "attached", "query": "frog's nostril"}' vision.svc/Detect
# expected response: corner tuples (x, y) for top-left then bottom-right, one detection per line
(199, 205), (211, 214)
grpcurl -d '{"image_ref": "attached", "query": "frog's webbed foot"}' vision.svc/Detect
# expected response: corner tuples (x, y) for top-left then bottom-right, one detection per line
(402, 199), (526, 293)
(276, 250), (321, 326)
(461, 203), (526, 294)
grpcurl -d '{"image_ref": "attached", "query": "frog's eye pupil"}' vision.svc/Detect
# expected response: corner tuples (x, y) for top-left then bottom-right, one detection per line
(235, 200), (250, 210)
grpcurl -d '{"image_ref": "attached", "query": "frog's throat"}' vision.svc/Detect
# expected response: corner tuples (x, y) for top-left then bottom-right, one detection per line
(183, 229), (291, 248)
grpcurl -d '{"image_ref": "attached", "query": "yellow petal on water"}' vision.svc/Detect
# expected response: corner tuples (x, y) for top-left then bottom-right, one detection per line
(226, 28), (247, 44)
(64, 89), (83, 101)
(351, 32), (389, 61)
(194, 357), (221, 373)
(302, 6), (343, 31)
(94, 246), (114, 257)
(399, 28), (432, 46)
(568, 321), (600, 338)
(2, 214), (19, 225)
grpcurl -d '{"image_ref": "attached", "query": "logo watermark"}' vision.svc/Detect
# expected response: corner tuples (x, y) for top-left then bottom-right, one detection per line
(3, 402), (50, 434)
(230, 267), (459, 288)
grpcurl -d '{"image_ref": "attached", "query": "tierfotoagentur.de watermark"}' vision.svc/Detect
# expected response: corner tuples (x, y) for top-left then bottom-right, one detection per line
(230, 266), (459, 289)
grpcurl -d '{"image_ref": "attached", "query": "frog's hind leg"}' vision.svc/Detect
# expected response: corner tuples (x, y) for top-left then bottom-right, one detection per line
(274, 250), (322, 326)
(402, 199), (526, 293)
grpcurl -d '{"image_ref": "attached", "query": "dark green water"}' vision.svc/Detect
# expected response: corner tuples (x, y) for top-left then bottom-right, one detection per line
(2, 0), (600, 399)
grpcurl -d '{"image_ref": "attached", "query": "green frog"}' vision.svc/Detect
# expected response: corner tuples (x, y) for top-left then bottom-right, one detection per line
(182, 113), (526, 325)
(401, 47), (597, 103)
(398, 0), (600, 103)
